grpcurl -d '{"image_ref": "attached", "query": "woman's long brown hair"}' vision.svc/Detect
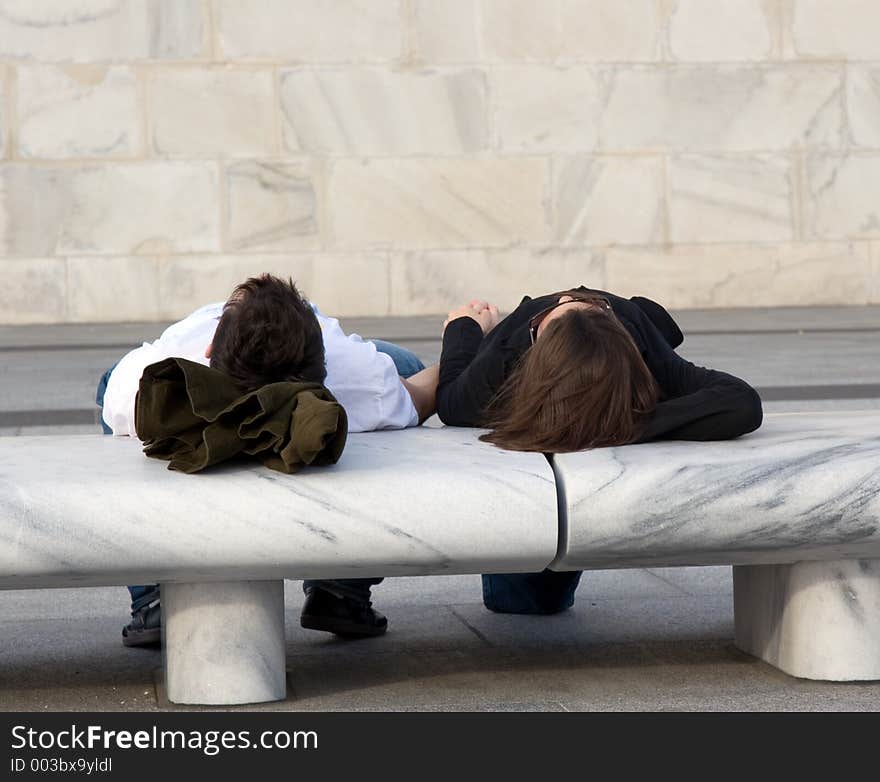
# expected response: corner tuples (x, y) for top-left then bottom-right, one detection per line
(480, 306), (660, 453)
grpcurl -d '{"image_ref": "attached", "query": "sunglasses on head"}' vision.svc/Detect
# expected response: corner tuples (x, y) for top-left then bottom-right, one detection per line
(528, 295), (612, 345)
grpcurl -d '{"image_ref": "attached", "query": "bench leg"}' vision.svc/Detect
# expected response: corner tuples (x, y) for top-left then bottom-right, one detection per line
(161, 580), (286, 705)
(733, 559), (880, 681)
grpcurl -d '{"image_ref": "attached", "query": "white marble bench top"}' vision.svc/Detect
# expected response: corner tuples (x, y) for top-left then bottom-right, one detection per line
(4, 412), (880, 590)
(0, 428), (558, 589)
(550, 411), (880, 570)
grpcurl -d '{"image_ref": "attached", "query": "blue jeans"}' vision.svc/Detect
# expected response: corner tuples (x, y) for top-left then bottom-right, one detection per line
(96, 341), (426, 611)
(371, 339), (425, 379)
(96, 364), (116, 435)
(481, 570), (582, 614)
(97, 364), (164, 609)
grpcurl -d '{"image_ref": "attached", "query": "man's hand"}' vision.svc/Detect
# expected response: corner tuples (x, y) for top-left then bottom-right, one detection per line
(442, 299), (500, 336)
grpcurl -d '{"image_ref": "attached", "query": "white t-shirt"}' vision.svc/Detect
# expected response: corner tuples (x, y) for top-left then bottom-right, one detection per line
(101, 302), (419, 437)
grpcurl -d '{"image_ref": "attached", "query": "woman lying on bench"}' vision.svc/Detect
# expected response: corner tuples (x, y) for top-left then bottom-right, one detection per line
(436, 286), (763, 615)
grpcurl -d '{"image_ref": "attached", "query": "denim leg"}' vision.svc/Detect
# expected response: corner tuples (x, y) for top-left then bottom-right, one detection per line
(128, 585), (160, 612)
(371, 339), (425, 379)
(97, 364), (157, 612)
(305, 341), (425, 605)
(481, 570), (582, 614)
(95, 364), (117, 434)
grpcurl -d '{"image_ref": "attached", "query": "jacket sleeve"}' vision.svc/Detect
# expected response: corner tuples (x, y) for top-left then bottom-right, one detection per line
(436, 318), (507, 427)
(638, 354), (763, 442)
(631, 295), (684, 350)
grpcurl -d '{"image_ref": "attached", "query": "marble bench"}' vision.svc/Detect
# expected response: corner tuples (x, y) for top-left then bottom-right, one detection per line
(0, 427), (559, 705)
(1, 411), (878, 705)
(549, 411), (880, 682)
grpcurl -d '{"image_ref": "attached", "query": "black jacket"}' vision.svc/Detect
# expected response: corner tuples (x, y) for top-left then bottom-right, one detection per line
(436, 287), (763, 443)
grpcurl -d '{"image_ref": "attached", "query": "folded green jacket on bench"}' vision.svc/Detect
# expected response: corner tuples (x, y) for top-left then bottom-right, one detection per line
(134, 357), (347, 474)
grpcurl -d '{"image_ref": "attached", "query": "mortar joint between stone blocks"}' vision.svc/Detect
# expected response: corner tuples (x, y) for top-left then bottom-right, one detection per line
(206, 0), (219, 62)
(217, 159), (229, 253)
(840, 62), (854, 150)
(5, 63), (19, 161)
(271, 65), (282, 156)
(660, 153), (672, 248)
(400, 0), (418, 68)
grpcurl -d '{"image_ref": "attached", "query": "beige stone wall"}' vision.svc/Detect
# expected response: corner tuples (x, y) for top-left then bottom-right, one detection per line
(1, 0), (879, 323)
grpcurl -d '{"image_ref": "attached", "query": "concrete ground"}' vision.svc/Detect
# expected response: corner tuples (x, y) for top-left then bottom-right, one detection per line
(1, 305), (879, 711)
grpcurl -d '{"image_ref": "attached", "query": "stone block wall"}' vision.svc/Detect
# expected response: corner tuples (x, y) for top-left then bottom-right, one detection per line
(1, 0), (879, 323)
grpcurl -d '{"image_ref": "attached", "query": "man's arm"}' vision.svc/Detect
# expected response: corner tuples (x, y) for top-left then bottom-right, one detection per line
(102, 341), (167, 437)
(400, 364), (440, 424)
(102, 304), (223, 437)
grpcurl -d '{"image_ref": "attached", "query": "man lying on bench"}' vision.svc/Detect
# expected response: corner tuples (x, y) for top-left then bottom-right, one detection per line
(98, 273), (439, 647)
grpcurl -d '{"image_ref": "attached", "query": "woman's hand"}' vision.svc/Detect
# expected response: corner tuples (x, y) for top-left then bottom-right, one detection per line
(442, 300), (500, 336)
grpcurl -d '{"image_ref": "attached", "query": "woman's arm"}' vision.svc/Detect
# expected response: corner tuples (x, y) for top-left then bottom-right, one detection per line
(436, 316), (509, 427)
(638, 355), (763, 442)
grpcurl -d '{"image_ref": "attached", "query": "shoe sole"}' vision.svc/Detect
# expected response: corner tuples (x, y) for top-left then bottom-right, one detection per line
(300, 614), (387, 638)
(122, 627), (162, 648)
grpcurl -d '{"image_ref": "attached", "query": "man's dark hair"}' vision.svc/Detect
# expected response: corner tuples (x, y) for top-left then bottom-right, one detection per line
(209, 274), (326, 390)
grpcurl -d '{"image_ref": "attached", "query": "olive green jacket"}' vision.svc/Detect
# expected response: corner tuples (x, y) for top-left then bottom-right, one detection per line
(135, 357), (347, 474)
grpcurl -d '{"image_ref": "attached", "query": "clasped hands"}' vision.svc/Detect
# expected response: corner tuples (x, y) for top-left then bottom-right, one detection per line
(442, 299), (500, 337)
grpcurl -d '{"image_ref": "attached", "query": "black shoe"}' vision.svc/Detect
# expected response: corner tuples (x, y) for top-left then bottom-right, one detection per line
(122, 602), (162, 648)
(300, 587), (387, 638)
